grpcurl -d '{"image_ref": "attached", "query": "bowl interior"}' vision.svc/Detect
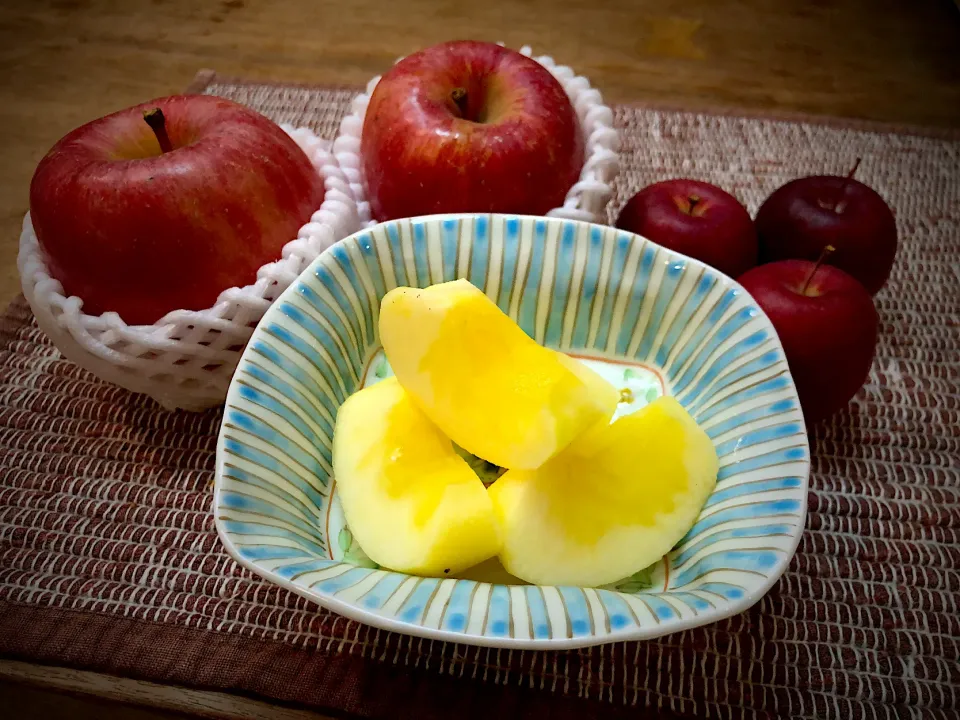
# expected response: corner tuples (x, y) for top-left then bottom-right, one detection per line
(215, 214), (809, 648)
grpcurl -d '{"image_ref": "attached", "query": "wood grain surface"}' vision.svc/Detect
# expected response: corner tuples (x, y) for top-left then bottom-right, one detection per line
(2, 0), (959, 311)
(0, 660), (333, 719)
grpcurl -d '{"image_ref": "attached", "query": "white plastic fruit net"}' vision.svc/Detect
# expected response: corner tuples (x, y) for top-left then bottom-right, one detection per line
(333, 45), (621, 227)
(18, 127), (362, 412)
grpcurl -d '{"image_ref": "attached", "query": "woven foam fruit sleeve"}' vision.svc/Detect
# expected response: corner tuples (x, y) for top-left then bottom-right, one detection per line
(17, 126), (361, 412)
(335, 44), (620, 227)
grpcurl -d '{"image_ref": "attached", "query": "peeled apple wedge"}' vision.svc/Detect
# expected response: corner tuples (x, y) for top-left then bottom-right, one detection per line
(332, 377), (501, 576)
(378, 279), (619, 470)
(488, 396), (719, 587)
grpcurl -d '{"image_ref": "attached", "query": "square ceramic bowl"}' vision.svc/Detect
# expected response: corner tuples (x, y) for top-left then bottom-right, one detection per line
(214, 214), (809, 649)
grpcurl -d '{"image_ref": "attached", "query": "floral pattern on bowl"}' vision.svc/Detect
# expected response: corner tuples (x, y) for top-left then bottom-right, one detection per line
(214, 213), (809, 649)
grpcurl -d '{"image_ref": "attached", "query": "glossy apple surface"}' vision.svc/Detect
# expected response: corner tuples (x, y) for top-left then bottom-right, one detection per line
(361, 40), (584, 221)
(755, 175), (897, 295)
(615, 179), (757, 279)
(739, 260), (878, 422)
(30, 95), (325, 325)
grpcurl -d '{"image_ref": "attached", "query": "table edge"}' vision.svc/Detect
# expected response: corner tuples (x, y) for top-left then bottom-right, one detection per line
(0, 659), (333, 720)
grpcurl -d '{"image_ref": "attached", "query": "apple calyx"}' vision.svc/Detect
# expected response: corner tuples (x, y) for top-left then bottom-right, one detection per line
(800, 244), (836, 296)
(674, 194), (708, 217)
(143, 108), (174, 154)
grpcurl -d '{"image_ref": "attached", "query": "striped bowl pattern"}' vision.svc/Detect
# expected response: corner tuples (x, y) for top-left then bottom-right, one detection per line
(214, 214), (809, 649)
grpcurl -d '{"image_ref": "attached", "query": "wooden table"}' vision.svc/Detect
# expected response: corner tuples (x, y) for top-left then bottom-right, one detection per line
(2, 0), (959, 311)
(1, 0), (959, 717)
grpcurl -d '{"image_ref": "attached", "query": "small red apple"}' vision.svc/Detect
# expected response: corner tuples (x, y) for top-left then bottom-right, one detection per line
(738, 253), (878, 422)
(755, 162), (897, 295)
(615, 179), (757, 279)
(360, 40), (584, 221)
(29, 95), (325, 325)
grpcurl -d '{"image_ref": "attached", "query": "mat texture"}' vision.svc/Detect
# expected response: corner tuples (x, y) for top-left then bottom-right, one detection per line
(1, 77), (959, 720)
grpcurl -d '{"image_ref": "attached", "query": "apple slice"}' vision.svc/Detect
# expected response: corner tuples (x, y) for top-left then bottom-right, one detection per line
(379, 279), (619, 470)
(488, 396), (718, 587)
(333, 377), (501, 576)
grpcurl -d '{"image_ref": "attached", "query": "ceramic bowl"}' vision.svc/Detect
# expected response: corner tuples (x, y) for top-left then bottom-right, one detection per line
(214, 214), (809, 649)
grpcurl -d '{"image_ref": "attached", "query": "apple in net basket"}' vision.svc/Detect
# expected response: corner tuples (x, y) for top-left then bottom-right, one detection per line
(360, 40), (586, 220)
(29, 94), (326, 326)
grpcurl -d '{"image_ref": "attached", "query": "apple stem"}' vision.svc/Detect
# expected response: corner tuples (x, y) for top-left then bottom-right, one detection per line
(833, 157), (862, 213)
(143, 108), (173, 153)
(846, 157), (862, 181)
(801, 245), (836, 295)
(450, 87), (468, 118)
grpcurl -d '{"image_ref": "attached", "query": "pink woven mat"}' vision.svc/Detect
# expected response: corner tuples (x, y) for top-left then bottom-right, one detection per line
(1, 76), (959, 720)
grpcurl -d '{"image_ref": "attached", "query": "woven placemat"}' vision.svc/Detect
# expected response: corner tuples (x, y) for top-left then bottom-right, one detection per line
(2, 75), (959, 720)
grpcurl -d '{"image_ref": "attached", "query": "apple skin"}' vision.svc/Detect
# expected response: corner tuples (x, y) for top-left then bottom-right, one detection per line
(29, 95), (325, 325)
(361, 40), (584, 221)
(615, 179), (757, 279)
(755, 175), (897, 295)
(738, 260), (878, 423)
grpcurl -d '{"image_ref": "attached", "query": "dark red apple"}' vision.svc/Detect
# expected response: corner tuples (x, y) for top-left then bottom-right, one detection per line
(360, 40), (584, 221)
(755, 166), (897, 295)
(615, 179), (757, 278)
(29, 95), (325, 325)
(738, 256), (878, 422)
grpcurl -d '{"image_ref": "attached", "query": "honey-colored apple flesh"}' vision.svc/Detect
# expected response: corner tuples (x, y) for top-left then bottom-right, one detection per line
(333, 377), (502, 576)
(489, 396), (719, 587)
(378, 279), (619, 470)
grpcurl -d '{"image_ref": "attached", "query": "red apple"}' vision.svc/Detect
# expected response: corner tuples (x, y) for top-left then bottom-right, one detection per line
(738, 257), (878, 422)
(29, 95), (325, 325)
(755, 167), (897, 295)
(360, 40), (584, 221)
(615, 179), (757, 279)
